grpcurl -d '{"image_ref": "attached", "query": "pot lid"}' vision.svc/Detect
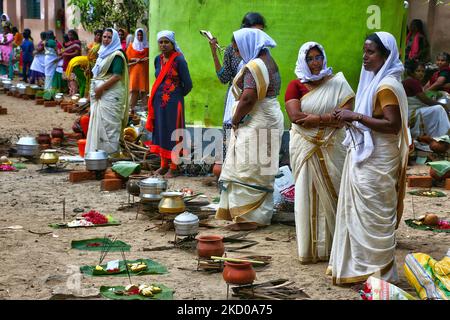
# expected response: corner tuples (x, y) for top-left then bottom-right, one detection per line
(84, 150), (108, 160)
(161, 191), (183, 197)
(42, 149), (58, 153)
(140, 177), (167, 186)
(174, 211), (199, 224)
(17, 136), (38, 145)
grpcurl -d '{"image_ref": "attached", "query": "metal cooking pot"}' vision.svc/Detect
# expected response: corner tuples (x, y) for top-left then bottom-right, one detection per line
(84, 150), (109, 171)
(139, 177), (168, 202)
(2, 80), (12, 89)
(17, 85), (27, 95)
(174, 211), (199, 236)
(126, 175), (147, 197)
(158, 191), (185, 214)
(9, 85), (16, 93)
(40, 149), (59, 164)
(16, 137), (40, 157)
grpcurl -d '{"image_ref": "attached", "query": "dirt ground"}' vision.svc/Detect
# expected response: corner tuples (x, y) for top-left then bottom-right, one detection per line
(0, 92), (449, 300)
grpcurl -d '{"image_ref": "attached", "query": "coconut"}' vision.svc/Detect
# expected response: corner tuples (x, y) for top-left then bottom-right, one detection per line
(423, 213), (439, 226)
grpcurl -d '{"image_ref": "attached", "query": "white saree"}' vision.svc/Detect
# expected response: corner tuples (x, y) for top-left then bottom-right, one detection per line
(44, 47), (59, 90)
(290, 72), (354, 263)
(328, 76), (409, 284)
(216, 58), (284, 226)
(407, 96), (450, 139)
(85, 51), (129, 155)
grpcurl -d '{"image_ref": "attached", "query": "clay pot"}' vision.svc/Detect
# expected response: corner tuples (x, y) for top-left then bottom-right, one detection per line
(37, 133), (51, 145)
(51, 128), (64, 139)
(222, 261), (256, 285)
(51, 138), (62, 147)
(195, 235), (225, 258)
(429, 140), (449, 154)
(212, 162), (222, 178)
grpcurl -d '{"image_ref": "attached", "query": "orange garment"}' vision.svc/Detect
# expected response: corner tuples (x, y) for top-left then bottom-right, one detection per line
(13, 33), (23, 46)
(126, 46), (149, 92)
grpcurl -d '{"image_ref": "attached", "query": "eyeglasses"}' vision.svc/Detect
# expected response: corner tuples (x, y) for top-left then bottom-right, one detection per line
(306, 55), (324, 63)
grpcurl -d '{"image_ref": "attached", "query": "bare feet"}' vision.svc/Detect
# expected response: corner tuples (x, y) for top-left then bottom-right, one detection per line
(163, 169), (179, 179)
(225, 222), (259, 231)
(153, 167), (168, 176)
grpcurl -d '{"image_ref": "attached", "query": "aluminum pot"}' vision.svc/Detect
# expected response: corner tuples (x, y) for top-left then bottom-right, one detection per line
(84, 150), (109, 171)
(174, 211), (199, 236)
(138, 177), (167, 202)
(9, 85), (16, 93)
(16, 137), (40, 157)
(17, 85), (27, 95)
(2, 80), (12, 89)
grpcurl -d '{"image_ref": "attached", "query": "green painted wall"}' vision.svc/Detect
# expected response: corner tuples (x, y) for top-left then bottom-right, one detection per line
(149, 0), (407, 128)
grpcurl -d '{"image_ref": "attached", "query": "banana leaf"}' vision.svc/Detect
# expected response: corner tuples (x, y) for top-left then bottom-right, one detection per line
(80, 259), (168, 276)
(71, 238), (131, 251)
(100, 284), (173, 300)
(405, 219), (450, 233)
(49, 221), (121, 229)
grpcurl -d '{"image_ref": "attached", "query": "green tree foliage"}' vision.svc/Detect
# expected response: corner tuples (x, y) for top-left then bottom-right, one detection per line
(68, 0), (148, 33)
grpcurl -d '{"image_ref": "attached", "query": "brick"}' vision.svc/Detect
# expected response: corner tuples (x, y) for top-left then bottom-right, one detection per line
(36, 99), (44, 105)
(446, 179), (450, 191)
(408, 175), (433, 188)
(44, 101), (58, 107)
(0, 107), (7, 115)
(69, 170), (97, 183)
(101, 178), (123, 191)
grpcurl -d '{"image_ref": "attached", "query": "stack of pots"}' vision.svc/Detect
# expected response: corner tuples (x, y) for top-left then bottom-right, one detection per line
(51, 128), (64, 147)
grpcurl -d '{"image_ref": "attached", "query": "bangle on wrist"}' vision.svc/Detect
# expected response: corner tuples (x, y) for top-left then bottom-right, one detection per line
(355, 113), (363, 121)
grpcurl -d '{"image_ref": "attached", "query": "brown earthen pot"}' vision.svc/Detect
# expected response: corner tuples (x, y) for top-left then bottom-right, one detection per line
(37, 133), (51, 145)
(222, 261), (256, 285)
(212, 162), (222, 178)
(51, 138), (62, 147)
(195, 235), (225, 258)
(51, 128), (64, 139)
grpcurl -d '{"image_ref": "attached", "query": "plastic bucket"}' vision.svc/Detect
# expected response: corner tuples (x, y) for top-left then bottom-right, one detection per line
(77, 139), (86, 157)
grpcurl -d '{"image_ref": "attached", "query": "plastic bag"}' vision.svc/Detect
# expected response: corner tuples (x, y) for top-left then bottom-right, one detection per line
(359, 276), (416, 300)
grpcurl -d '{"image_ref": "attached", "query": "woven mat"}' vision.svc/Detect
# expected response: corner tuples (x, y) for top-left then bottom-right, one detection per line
(71, 238), (131, 251)
(404, 219), (450, 233)
(100, 284), (173, 300)
(80, 259), (168, 276)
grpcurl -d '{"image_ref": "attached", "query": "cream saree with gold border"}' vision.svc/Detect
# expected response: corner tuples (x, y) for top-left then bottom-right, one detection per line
(216, 58), (284, 226)
(86, 51), (129, 155)
(327, 76), (409, 285)
(290, 72), (354, 263)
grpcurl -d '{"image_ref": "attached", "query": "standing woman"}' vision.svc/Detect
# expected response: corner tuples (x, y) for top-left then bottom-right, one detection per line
(85, 28), (129, 156)
(145, 30), (192, 178)
(329, 32), (409, 285)
(215, 28), (284, 231)
(126, 28), (149, 112)
(30, 32), (46, 84)
(20, 29), (34, 82)
(0, 25), (13, 77)
(286, 42), (354, 264)
(208, 12), (266, 160)
(43, 31), (62, 91)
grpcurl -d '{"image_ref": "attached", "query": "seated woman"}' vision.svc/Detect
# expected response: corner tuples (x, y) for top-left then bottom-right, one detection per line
(424, 52), (450, 94)
(285, 42), (354, 263)
(215, 28), (284, 231)
(403, 61), (450, 139)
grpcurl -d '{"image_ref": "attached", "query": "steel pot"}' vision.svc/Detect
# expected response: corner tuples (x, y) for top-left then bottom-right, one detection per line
(2, 80), (12, 89)
(158, 191), (185, 214)
(84, 150), (109, 171)
(138, 177), (168, 202)
(174, 211), (199, 236)
(17, 85), (27, 95)
(16, 137), (40, 157)
(9, 85), (16, 93)
(40, 149), (59, 164)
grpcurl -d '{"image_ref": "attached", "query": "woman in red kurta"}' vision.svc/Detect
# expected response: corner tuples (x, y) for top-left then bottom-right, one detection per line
(126, 28), (149, 112)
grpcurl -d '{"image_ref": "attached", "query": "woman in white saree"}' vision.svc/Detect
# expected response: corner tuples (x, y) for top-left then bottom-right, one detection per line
(85, 28), (129, 156)
(329, 32), (410, 285)
(215, 28), (284, 231)
(285, 42), (355, 264)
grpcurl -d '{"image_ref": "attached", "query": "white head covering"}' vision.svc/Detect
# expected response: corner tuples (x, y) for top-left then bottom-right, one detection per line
(232, 28), (276, 64)
(342, 31), (404, 164)
(1, 14), (10, 21)
(157, 30), (182, 55)
(131, 28), (149, 52)
(92, 28), (122, 77)
(294, 42), (333, 83)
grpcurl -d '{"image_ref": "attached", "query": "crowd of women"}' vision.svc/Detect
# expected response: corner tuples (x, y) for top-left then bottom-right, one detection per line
(1, 11), (449, 288)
